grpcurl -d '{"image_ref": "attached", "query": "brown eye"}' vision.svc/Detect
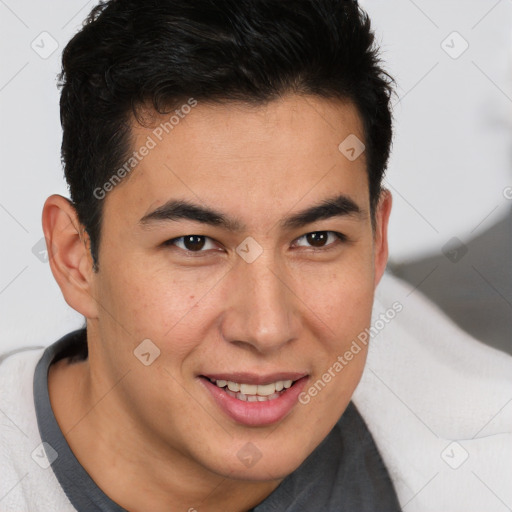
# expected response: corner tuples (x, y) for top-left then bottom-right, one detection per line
(183, 235), (206, 251)
(306, 232), (329, 247)
(165, 235), (217, 252)
(294, 231), (346, 249)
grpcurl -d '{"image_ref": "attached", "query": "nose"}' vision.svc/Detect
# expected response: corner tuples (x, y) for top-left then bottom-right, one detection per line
(220, 251), (301, 353)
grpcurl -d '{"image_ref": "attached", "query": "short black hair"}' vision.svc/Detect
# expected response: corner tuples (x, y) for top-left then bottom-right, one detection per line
(58, 0), (394, 267)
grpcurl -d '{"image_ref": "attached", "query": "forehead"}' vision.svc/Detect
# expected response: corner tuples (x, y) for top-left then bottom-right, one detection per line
(104, 94), (368, 228)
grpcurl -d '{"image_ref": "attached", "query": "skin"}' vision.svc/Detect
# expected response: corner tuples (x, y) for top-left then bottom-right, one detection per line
(43, 94), (392, 512)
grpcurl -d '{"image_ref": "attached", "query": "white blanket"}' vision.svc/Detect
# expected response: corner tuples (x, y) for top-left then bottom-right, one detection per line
(354, 273), (512, 511)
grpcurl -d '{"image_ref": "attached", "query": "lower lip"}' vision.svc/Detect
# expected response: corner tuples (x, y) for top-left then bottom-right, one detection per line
(200, 377), (308, 427)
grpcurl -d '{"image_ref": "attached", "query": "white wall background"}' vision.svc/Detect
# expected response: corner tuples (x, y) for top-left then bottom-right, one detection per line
(1, 0), (511, 352)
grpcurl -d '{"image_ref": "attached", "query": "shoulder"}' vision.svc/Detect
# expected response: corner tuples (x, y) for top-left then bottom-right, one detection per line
(0, 344), (75, 511)
(353, 273), (512, 511)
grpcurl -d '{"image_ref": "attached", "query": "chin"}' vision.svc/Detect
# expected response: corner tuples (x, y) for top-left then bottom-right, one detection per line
(221, 458), (304, 482)
(202, 439), (312, 482)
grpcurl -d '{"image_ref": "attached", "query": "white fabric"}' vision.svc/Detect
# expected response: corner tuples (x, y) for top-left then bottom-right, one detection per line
(1, 272), (511, 511)
(0, 348), (74, 511)
(353, 273), (512, 511)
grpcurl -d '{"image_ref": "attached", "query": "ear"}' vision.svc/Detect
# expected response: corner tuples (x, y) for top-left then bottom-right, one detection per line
(373, 188), (392, 288)
(42, 194), (99, 319)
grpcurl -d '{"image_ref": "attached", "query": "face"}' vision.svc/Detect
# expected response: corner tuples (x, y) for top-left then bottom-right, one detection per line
(86, 94), (390, 480)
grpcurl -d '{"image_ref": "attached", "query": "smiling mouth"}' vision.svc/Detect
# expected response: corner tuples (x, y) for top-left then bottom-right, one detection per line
(199, 374), (309, 426)
(204, 377), (297, 402)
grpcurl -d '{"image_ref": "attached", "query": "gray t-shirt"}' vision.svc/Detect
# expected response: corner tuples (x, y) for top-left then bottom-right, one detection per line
(34, 329), (401, 511)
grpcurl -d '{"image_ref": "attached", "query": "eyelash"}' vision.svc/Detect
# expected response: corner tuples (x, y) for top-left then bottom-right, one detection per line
(163, 231), (347, 255)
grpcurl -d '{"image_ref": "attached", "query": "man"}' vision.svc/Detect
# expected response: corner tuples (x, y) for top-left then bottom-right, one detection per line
(1, 1), (510, 511)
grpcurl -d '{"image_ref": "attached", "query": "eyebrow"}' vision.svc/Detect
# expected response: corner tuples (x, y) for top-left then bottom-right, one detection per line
(139, 194), (364, 232)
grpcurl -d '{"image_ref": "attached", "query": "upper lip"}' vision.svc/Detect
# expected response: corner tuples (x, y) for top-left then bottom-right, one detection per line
(201, 372), (308, 385)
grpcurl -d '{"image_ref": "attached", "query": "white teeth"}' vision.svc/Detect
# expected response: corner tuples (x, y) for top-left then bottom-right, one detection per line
(211, 377), (296, 400)
(227, 381), (240, 392)
(257, 383), (277, 396)
(240, 383), (258, 395)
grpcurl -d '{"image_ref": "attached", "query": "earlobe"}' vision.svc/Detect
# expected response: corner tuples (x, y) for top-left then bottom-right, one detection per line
(373, 189), (392, 287)
(42, 194), (99, 318)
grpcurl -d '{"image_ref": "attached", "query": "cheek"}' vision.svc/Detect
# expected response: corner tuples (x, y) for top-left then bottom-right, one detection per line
(299, 250), (375, 338)
(98, 261), (227, 358)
